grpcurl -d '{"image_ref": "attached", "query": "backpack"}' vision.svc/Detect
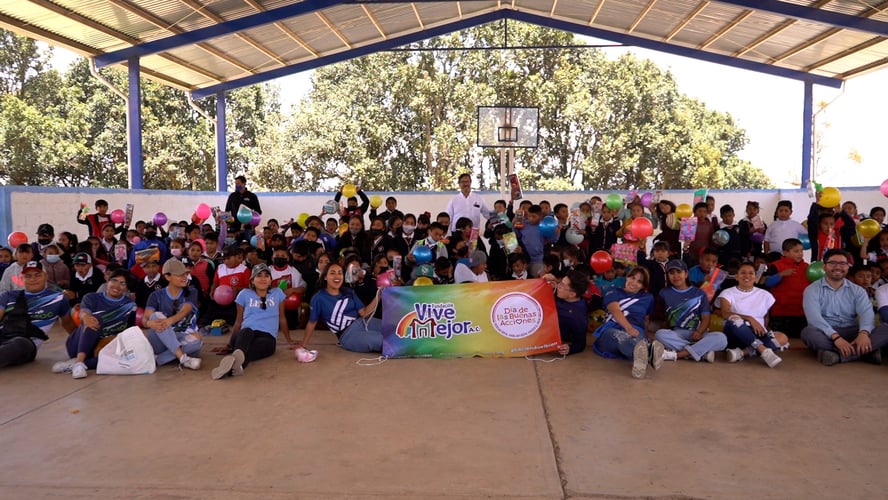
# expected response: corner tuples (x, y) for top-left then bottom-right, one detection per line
(0, 291), (49, 343)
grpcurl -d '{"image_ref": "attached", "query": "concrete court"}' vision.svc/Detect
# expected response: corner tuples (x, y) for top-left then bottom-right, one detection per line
(1, 325), (887, 499)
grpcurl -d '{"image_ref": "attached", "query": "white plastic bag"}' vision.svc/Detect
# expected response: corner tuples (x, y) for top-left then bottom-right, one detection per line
(96, 326), (156, 375)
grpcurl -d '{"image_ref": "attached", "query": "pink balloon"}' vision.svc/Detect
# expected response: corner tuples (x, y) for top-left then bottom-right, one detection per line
(631, 217), (654, 239)
(110, 209), (125, 224)
(213, 285), (235, 306)
(881, 178), (888, 197)
(195, 203), (212, 220)
(640, 192), (653, 207)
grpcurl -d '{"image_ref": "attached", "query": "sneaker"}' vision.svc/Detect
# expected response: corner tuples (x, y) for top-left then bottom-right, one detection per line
(817, 349), (840, 367)
(662, 350), (678, 362)
(632, 341), (649, 379)
(760, 348), (782, 368)
(863, 348), (882, 365)
(651, 340), (666, 370)
(231, 349), (245, 377)
(703, 351), (716, 363)
(52, 358), (78, 373)
(211, 355), (235, 380)
(179, 354), (201, 370)
(726, 348), (744, 363)
(72, 362), (87, 379)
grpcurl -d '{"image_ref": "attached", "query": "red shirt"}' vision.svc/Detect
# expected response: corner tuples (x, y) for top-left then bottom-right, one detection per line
(769, 256), (809, 316)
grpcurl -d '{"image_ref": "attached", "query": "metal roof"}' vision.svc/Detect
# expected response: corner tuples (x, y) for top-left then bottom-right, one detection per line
(3, 0), (888, 97)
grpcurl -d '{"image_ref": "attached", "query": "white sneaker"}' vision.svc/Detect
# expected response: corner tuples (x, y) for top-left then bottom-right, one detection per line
(231, 349), (245, 377)
(703, 351), (716, 363)
(726, 348), (744, 363)
(651, 340), (667, 370)
(662, 350), (678, 362)
(52, 358), (78, 373)
(632, 341), (649, 379)
(72, 362), (87, 379)
(211, 355), (235, 380)
(179, 354), (201, 370)
(760, 348), (782, 368)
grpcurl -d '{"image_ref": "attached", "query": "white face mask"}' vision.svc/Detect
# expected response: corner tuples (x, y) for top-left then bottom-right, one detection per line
(562, 259), (572, 268)
(496, 239), (505, 248)
(402, 225), (415, 235)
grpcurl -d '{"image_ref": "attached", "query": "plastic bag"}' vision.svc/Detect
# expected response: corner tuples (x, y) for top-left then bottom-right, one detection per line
(96, 326), (156, 375)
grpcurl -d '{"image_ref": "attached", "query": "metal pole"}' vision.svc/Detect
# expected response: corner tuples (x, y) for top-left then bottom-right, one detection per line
(801, 80), (813, 187)
(127, 56), (143, 189)
(499, 148), (507, 198)
(216, 91), (228, 192)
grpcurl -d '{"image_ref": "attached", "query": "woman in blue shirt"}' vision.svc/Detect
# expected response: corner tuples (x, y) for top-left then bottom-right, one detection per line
(212, 264), (290, 379)
(592, 266), (656, 379)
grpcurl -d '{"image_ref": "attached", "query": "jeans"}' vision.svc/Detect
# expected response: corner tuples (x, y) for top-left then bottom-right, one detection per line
(146, 312), (202, 365)
(230, 328), (276, 367)
(800, 324), (888, 363)
(654, 327), (727, 361)
(0, 337), (37, 368)
(723, 320), (778, 350)
(65, 325), (101, 370)
(593, 327), (646, 360)
(339, 317), (383, 353)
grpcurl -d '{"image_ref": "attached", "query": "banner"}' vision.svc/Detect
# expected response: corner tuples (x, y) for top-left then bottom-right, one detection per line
(381, 279), (561, 358)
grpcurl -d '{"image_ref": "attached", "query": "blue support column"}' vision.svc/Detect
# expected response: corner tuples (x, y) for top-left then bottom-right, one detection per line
(801, 80), (813, 187)
(127, 57), (144, 189)
(216, 91), (228, 192)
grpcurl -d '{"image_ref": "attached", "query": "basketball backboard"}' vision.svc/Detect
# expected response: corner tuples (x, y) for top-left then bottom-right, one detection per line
(477, 106), (539, 148)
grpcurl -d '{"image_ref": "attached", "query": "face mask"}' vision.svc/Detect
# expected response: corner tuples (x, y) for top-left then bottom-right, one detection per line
(349, 228), (361, 236)
(235, 184), (244, 193)
(38, 237), (52, 246)
(273, 257), (289, 268)
(402, 225), (415, 235)
(170, 248), (182, 257)
(145, 231), (157, 240)
(369, 229), (382, 238)
(45, 254), (61, 264)
(562, 259), (572, 268)
(496, 239), (505, 248)
(426, 235), (436, 244)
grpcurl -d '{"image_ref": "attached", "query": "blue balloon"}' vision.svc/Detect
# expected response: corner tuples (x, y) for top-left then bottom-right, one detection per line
(799, 233), (811, 250)
(250, 235), (260, 247)
(237, 206), (253, 224)
(540, 215), (558, 239)
(413, 245), (433, 264)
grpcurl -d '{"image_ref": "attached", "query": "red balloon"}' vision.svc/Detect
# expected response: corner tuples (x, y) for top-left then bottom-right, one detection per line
(284, 293), (302, 311)
(7, 231), (28, 248)
(135, 307), (145, 327)
(631, 217), (654, 239)
(72, 304), (82, 327)
(589, 250), (613, 274)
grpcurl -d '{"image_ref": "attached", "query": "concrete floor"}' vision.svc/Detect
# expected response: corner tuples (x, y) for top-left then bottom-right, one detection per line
(1, 326), (887, 499)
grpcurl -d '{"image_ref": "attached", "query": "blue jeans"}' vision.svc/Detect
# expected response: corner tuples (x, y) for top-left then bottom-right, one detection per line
(654, 327), (727, 361)
(146, 312), (202, 365)
(339, 317), (383, 353)
(593, 327), (646, 360)
(723, 320), (777, 350)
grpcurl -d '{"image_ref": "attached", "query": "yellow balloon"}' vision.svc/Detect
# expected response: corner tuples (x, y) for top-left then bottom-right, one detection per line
(413, 276), (434, 286)
(339, 223), (348, 236)
(341, 184), (357, 198)
(709, 314), (725, 332)
(675, 203), (693, 219)
(369, 194), (383, 209)
(859, 219), (880, 238)
(820, 187), (841, 208)
(296, 212), (310, 227)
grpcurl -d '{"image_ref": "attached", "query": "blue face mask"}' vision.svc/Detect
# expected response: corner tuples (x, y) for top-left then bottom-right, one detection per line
(45, 254), (61, 264)
(235, 184), (244, 193)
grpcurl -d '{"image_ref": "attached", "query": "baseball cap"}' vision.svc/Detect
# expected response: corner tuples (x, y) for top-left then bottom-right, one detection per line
(72, 253), (92, 265)
(22, 260), (43, 274)
(37, 223), (54, 236)
(162, 258), (189, 276)
(468, 250), (487, 267)
(251, 263), (271, 279)
(665, 259), (688, 272)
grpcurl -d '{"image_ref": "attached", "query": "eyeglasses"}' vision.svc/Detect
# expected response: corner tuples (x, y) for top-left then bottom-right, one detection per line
(108, 279), (128, 287)
(824, 261), (850, 267)
(260, 296), (267, 310)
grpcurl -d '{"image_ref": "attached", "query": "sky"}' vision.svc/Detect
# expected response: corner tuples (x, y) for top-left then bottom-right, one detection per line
(49, 35), (888, 190)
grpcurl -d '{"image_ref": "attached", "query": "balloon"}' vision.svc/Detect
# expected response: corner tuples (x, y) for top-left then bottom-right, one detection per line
(413, 276), (434, 286)
(675, 203), (693, 219)
(250, 211), (261, 227)
(589, 250), (613, 274)
(820, 187), (841, 208)
(369, 194), (383, 209)
(859, 219), (880, 238)
(237, 206), (253, 224)
(135, 307), (145, 328)
(284, 293), (302, 311)
(297, 213), (310, 227)
(110, 209), (125, 224)
(153, 212), (168, 226)
(708, 314), (725, 332)
(806, 261), (825, 282)
(323, 200), (338, 214)
(798, 233), (811, 250)
(250, 235), (260, 247)
(294, 347), (318, 363)
(213, 285), (235, 305)
(540, 215), (558, 238)
(665, 213), (679, 230)
(7, 231), (28, 248)
(640, 192), (653, 207)
(338, 223), (348, 236)
(565, 230), (584, 245)
(72, 304), (82, 327)
(413, 245), (432, 264)
(881, 179), (888, 197)
(130, 236), (141, 245)
(712, 230), (730, 247)
(605, 193), (623, 211)
(195, 203), (212, 220)
(341, 184), (357, 198)
(750, 232), (765, 244)
(631, 217), (654, 239)
(376, 269), (395, 289)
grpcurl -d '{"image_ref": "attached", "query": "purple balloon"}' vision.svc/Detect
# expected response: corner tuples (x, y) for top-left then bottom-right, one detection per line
(750, 232), (765, 244)
(640, 192), (653, 207)
(153, 212), (167, 226)
(250, 211), (261, 227)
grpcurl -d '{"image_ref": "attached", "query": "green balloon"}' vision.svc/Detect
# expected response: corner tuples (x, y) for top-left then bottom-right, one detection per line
(606, 193), (623, 211)
(806, 261), (825, 282)
(278, 280), (288, 290)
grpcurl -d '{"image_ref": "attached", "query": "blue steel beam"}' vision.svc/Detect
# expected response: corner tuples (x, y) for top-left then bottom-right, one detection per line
(216, 91), (228, 192)
(801, 81), (813, 187)
(714, 0), (888, 37)
(94, 0), (350, 68)
(127, 57), (144, 189)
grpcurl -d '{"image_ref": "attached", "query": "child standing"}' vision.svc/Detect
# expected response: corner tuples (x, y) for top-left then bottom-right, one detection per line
(516, 205), (549, 278)
(764, 201), (806, 254)
(763, 238), (809, 337)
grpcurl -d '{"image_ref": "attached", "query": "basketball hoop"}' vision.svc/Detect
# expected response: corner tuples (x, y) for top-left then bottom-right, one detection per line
(477, 106), (539, 198)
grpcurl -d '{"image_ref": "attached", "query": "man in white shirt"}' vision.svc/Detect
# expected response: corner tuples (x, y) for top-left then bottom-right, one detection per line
(446, 173), (495, 234)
